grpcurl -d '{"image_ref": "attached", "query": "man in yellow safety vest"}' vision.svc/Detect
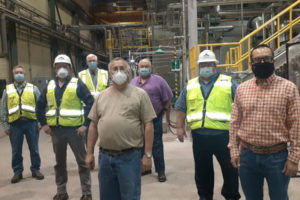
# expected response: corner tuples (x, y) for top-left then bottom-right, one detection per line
(78, 54), (108, 97)
(36, 54), (94, 200)
(175, 50), (241, 200)
(0, 65), (44, 184)
(78, 54), (108, 144)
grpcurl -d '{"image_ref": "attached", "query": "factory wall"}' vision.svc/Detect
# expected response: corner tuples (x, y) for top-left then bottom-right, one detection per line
(0, 0), (91, 91)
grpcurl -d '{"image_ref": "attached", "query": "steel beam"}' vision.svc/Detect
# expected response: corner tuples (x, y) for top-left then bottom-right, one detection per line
(0, 13), (8, 58)
(66, 23), (148, 31)
(168, 0), (288, 8)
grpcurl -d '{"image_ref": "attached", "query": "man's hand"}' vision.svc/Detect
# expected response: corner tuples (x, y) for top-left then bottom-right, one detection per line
(85, 153), (95, 170)
(37, 125), (42, 131)
(142, 155), (152, 172)
(177, 127), (187, 142)
(4, 130), (11, 136)
(282, 160), (299, 176)
(77, 126), (87, 136)
(42, 125), (52, 135)
(231, 156), (240, 168)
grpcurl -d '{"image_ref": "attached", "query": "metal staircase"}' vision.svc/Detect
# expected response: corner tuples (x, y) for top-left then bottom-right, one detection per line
(191, 0), (300, 81)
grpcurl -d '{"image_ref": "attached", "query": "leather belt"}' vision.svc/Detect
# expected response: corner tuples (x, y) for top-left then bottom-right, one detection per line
(100, 147), (138, 157)
(241, 141), (287, 154)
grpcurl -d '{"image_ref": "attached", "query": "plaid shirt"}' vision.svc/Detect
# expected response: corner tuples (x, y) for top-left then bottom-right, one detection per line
(228, 74), (300, 163)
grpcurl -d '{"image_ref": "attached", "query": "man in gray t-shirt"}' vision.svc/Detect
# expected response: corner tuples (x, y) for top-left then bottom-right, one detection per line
(86, 57), (156, 200)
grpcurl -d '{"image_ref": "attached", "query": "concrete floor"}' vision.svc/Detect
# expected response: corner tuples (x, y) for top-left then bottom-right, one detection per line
(0, 127), (300, 200)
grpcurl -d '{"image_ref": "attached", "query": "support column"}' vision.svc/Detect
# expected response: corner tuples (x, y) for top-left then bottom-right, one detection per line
(49, 0), (58, 76)
(188, 0), (198, 79)
(6, 0), (18, 82)
(182, 0), (187, 87)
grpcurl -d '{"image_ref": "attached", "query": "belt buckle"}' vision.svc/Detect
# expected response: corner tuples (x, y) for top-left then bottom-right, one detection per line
(261, 148), (270, 154)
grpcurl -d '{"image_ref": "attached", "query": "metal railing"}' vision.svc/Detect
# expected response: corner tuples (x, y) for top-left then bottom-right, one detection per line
(106, 28), (151, 51)
(191, 0), (300, 76)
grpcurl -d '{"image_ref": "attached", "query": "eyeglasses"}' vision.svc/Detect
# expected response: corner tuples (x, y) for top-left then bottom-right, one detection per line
(252, 56), (273, 64)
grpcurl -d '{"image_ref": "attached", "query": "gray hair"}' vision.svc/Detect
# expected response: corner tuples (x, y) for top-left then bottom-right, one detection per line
(108, 57), (130, 73)
(86, 54), (97, 61)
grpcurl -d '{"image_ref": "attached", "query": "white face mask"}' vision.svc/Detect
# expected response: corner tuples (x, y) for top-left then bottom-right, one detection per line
(57, 67), (68, 79)
(112, 70), (127, 85)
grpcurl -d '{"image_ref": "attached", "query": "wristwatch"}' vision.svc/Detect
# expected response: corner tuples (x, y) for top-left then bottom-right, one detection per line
(144, 152), (152, 158)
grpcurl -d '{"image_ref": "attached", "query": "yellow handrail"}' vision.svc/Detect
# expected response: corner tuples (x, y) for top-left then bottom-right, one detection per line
(191, 0), (300, 75)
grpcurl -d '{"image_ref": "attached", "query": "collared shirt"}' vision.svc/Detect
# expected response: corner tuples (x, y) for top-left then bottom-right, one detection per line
(89, 68), (98, 88)
(131, 74), (173, 115)
(175, 73), (238, 136)
(36, 76), (94, 127)
(0, 81), (40, 130)
(228, 74), (300, 163)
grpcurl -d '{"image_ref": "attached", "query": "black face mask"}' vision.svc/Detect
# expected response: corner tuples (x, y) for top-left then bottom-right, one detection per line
(252, 62), (275, 79)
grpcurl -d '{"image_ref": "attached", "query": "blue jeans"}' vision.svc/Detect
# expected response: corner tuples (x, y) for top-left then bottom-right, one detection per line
(98, 149), (142, 200)
(152, 113), (165, 174)
(9, 120), (41, 174)
(239, 147), (290, 200)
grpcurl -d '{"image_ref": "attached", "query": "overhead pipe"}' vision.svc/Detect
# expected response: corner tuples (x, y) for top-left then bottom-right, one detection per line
(197, 25), (234, 32)
(0, 13), (8, 58)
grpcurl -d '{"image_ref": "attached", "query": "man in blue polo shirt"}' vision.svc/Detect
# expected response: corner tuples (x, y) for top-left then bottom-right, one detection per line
(175, 50), (240, 200)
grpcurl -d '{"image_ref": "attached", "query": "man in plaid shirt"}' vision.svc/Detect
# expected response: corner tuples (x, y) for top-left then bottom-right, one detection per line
(229, 44), (300, 200)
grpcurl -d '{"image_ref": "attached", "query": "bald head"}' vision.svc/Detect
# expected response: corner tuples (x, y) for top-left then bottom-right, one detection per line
(138, 58), (151, 68)
(138, 58), (152, 78)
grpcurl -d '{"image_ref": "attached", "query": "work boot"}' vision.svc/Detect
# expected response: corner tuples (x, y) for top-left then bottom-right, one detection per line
(80, 194), (92, 200)
(158, 173), (166, 182)
(53, 193), (69, 200)
(11, 173), (22, 184)
(32, 171), (44, 180)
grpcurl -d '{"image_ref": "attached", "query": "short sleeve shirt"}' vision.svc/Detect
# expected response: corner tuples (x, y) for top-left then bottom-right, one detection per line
(130, 74), (173, 115)
(88, 84), (157, 150)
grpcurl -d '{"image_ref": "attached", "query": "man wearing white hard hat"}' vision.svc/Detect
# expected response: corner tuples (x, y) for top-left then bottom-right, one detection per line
(175, 50), (240, 200)
(36, 54), (94, 200)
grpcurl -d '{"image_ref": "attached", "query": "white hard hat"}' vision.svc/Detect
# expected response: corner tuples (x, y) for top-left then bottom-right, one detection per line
(53, 54), (72, 67)
(197, 50), (218, 64)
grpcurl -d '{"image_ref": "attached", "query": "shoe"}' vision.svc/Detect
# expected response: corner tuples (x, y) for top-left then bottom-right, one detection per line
(141, 169), (152, 176)
(158, 173), (166, 182)
(53, 193), (69, 200)
(80, 194), (92, 200)
(32, 171), (44, 180)
(11, 173), (22, 184)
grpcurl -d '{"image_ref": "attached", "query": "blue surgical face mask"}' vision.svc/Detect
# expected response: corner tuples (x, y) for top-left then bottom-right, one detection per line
(14, 73), (24, 82)
(200, 67), (214, 78)
(139, 68), (150, 76)
(88, 61), (97, 69)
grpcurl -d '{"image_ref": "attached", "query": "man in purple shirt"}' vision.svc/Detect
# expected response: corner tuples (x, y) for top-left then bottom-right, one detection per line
(131, 58), (173, 182)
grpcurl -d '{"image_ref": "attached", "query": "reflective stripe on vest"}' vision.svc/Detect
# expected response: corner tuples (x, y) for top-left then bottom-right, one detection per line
(186, 74), (232, 130)
(46, 78), (84, 126)
(6, 83), (37, 123)
(78, 69), (107, 97)
(186, 112), (203, 122)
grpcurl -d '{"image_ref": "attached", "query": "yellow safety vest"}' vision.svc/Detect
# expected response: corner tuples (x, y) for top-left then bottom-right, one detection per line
(186, 74), (232, 130)
(78, 69), (108, 97)
(46, 77), (84, 127)
(6, 83), (37, 123)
